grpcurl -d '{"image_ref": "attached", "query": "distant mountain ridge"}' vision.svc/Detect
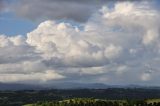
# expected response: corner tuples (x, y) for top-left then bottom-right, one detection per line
(0, 82), (160, 90)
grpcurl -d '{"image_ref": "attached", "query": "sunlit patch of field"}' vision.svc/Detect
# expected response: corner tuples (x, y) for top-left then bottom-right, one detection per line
(24, 98), (128, 106)
(145, 99), (160, 103)
(23, 104), (32, 106)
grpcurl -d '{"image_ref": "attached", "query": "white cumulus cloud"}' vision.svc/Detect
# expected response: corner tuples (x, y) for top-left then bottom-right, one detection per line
(0, 1), (160, 85)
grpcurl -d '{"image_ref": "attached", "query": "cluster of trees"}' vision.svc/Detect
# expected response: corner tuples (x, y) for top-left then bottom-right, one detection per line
(29, 98), (160, 106)
(1, 89), (160, 105)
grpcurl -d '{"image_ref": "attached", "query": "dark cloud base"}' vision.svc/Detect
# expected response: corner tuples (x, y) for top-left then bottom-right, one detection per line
(2, 0), (150, 22)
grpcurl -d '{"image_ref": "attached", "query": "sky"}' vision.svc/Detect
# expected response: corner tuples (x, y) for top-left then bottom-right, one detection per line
(0, 0), (160, 86)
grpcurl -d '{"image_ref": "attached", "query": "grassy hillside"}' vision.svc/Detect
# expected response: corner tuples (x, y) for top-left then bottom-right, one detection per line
(146, 99), (160, 103)
(24, 98), (160, 106)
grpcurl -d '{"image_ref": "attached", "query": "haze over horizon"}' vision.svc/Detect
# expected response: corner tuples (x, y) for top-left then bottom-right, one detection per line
(0, 0), (160, 87)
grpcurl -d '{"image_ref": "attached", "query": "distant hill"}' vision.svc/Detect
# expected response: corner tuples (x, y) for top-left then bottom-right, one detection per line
(0, 82), (109, 90)
(43, 82), (160, 89)
(0, 82), (160, 90)
(43, 82), (110, 89)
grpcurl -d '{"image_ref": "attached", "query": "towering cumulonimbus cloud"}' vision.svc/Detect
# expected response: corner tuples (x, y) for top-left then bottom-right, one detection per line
(0, 1), (160, 85)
